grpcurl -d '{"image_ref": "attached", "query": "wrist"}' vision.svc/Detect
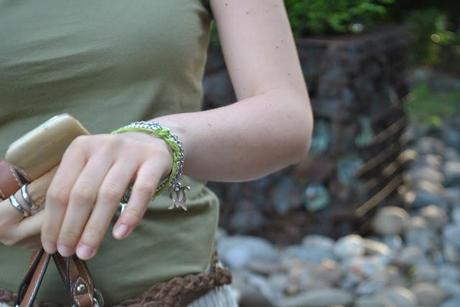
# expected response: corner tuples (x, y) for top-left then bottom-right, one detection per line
(111, 121), (189, 209)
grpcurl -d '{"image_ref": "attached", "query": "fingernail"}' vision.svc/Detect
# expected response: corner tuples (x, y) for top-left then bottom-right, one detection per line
(114, 224), (129, 239)
(42, 241), (56, 254)
(57, 244), (74, 257)
(77, 244), (95, 260)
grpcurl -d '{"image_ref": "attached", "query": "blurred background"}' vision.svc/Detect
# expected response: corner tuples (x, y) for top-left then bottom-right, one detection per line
(205, 1), (460, 306)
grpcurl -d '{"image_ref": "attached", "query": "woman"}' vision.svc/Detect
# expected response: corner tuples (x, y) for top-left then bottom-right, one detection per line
(0, 0), (313, 305)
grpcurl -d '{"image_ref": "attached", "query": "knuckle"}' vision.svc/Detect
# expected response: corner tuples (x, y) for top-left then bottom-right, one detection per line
(134, 181), (155, 195)
(99, 182), (123, 202)
(46, 188), (68, 208)
(70, 185), (95, 205)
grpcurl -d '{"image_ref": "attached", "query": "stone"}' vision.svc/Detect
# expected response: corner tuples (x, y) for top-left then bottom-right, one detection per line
(310, 120), (331, 154)
(372, 206), (409, 235)
(420, 205), (448, 230)
(411, 282), (448, 307)
(443, 224), (460, 250)
(378, 287), (416, 307)
(337, 155), (363, 185)
(313, 260), (343, 286)
(355, 295), (393, 307)
(344, 255), (387, 280)
(229, 207), (266, 233)
(416, 137), (445, 155)
(398, 246), (426, 266)
(303, 184), (330, 212)
(356, 275), (386, 295)
(411, 182), (448, 209)
(218, 236), (279, 269)
(439, 278), (460, 296)
(444, 160), (460, 186)
(363, 239), (392, 257)
(405, 167), (444, 184)
(414, 264), (438, 282)
(382, 235), (403, 251)
(284, 245), (334, 264)
(271, 178), (302, 215)
(281, 288), (353, 307)
(441, 295), (460, 307)
(405, 216), (437, 252)
(452, 207), (460, 225)
(296, 235), (335, 263)
(231, 271), (281, 307)
(333, 234), (365, 259)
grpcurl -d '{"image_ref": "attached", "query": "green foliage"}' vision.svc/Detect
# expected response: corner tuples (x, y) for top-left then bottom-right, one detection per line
(405, 84), (460, 126)
(406, 9), (459, 66)
(285, 0), (394, 36)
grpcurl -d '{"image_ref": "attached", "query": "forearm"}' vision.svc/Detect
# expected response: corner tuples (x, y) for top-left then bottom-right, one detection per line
(153, 87), (313, 182)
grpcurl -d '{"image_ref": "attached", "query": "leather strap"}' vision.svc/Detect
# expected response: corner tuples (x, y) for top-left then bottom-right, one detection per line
(53, 255), (99, 307)
(16, 249), (51, 307)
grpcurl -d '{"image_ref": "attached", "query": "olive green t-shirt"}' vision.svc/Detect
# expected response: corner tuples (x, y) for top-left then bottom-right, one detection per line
(0, 0), (219, 305)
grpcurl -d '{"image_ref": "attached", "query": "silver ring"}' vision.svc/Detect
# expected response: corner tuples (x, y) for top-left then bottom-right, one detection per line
(8, 195), (29, 217)
(20, 184), (40, 213)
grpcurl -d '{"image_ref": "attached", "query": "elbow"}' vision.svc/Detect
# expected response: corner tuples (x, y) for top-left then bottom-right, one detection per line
(290, 98), (314, 164)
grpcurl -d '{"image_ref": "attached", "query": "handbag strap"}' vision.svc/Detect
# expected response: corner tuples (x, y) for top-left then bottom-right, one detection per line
(16, 249), (51, 307)
(0, 160), (101, 307)
(52, 254), (102, 307)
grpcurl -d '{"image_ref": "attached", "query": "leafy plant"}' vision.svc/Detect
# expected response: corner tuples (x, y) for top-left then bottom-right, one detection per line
(284, 0), (394, 37)
(406, 9), (458, 66)
(405, 84), (460, 126)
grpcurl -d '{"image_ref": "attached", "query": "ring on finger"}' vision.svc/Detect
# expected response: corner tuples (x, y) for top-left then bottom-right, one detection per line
(8, 194), (30, 218)
(20, 184), (41, 214)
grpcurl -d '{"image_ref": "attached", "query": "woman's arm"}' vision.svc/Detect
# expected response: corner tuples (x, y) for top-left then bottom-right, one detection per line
(155, 0), (313, 182)
(37, 0), (312, 260)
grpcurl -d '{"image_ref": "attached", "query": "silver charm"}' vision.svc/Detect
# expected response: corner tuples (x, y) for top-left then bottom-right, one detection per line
(168, 182), (190, 211)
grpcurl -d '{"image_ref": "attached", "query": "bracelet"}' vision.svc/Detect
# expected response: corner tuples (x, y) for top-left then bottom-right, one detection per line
(111, 121), (190, 210)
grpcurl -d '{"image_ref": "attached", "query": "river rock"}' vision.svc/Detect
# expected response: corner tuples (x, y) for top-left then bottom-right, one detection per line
(372, 206), (409, 235)
(411, 282), (448, 307)
(441, 295), (460, 307)
(444, 160), (460, 186)
(374, 287), (417, 307)
(281, 288), (353, 307)
(290, 235), (335, 263)
(443, 224), (460, 250)
(363, 239), (392, 258)
(355, 295), (393, 307)
(405, 216), (437, 251)
(333, 234), (365, 259)
(414, 264), (438, 282)
(218, 236), (279, 269)
(398, 246), (426, 266)
(420, 205), (448, 230)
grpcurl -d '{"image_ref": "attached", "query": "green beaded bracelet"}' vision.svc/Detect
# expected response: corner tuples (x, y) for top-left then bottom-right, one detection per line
(111, 121), (189, 210)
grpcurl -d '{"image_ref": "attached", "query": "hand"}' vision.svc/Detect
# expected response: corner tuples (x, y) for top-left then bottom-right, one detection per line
(0, 168), (55, 249)
(41, 132), (172, 260)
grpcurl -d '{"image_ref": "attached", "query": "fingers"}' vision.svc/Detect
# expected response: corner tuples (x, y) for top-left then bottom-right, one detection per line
(113, 160), (161, 240)
(42, 142), (87, 254)
(76, 161), (137, 260)
(56, 155), (113, 257)
(0, 210), (44, 248)
(0, 169), (56, 237)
